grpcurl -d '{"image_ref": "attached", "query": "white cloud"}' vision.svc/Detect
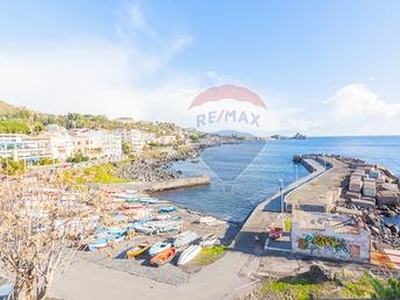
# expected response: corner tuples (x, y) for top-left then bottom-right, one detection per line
(0, 4), (196, 122)
(315, 84), (400, 135)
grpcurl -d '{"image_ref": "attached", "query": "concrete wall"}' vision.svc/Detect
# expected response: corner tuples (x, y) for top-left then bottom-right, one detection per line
(291, 224), (370, 262)
(101, 175), (211, 192)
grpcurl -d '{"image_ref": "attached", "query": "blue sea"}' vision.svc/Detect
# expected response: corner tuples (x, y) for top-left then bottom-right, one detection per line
(156, 136), (400, 223)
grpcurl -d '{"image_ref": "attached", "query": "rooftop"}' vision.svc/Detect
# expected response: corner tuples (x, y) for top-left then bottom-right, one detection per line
(293, 209), (364, 234)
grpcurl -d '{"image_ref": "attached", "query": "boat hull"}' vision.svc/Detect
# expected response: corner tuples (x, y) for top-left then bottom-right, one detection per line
(150, 247), (177, 267)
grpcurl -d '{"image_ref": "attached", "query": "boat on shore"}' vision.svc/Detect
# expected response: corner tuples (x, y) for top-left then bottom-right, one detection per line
(200, 233), (218, 247)
(174, 230), (198, 248)
(122, 204), (143, 210)
(158, 206), (177, 213)
(178, 244), (202, 265)
(150, 247), (176, 267)
(149, 241), (172, 256)
(126, 242), (150, 259)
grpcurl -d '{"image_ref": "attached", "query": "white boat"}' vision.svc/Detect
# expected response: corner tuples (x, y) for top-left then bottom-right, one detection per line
(200, 233), (218, 247)
(174, 230), (198, 248)
(199, 216), (216, 223)
(149, 241), (172, 256)
(177, 245), (202, 265)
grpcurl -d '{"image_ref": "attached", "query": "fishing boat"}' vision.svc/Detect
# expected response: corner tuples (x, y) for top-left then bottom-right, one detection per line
(149, 241), (172, 256)
(200, 233), (219, 247)
(124, 198), (143, 203)
(112, 233), (125, 243)
(125, 242), (150, 259)
(150, 247), (176, 267)
(174, 230), (198, 248)
(158, 206), (177, 213)
(87, 236), (110, 251)
(177, 245), (202, 265)
(133, 223), (157, 235)
(122, 204), (143, 210)
(107, 226), (128, 236)
(199, 216), (216, 224)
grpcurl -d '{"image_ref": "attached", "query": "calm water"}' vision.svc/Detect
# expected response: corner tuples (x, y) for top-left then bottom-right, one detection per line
(156, 136), (400, 223)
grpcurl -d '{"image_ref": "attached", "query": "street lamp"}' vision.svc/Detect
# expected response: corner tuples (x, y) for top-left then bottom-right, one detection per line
(279, 178), (284, 228)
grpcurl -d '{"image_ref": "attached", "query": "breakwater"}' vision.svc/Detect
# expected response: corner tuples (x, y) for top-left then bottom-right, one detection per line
(101, 175), (211, 192)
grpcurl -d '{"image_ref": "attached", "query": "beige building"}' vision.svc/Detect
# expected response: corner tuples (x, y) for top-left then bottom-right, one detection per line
(28, 130), (74, 161)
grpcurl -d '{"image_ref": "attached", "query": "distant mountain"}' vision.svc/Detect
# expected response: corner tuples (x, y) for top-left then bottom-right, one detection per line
(270, 132), (307, 140)
(215, 129), (255, 138)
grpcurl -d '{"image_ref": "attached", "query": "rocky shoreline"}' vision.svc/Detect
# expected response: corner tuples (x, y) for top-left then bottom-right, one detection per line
(115, 137), (242, 182)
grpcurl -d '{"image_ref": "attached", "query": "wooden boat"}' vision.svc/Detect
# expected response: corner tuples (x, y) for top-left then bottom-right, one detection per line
(177, 245), (202, 265)
(199, 216), (216, 224)
(149, 241), (172, 257)
(125, 198), (142, 203)
(107, 226), (128, 236)
(132, 223), (157, 235)
(150, 247), (176, 267)
(158, 206), (177, 213)
(87, 236), (110, 251)
(122, 204), (143, 210)
(174, 230), (198, 248)
(112, 233), (125, 243)
(126, 242), (150, 259)
(200, 233), (218, 247)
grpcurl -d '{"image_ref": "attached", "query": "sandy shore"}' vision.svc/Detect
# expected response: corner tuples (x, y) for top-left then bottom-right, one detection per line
(48, 199), (253, 300)
(50, 250), (259, 300)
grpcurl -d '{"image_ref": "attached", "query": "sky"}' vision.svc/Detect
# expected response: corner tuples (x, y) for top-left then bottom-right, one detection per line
(0, 0), (400, 136)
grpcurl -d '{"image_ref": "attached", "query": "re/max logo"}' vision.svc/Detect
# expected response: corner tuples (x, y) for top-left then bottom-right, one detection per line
(196, 110), (260, 128)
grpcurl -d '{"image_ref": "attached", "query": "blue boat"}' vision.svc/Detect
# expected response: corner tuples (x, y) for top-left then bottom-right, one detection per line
(158, 206), (177, 213)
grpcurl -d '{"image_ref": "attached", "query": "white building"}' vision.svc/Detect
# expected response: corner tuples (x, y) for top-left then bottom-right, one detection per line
(28, 129), (74, 161)
(0, 134), (51, 162)
(116, 129), (155, 153)
(102, 131), (122, 159)
(69, 129), (122, 159)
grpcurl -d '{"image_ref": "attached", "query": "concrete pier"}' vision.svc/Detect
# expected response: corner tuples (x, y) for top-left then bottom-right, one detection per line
(231, 155), (332, 254)
(101, 175), (211, 192)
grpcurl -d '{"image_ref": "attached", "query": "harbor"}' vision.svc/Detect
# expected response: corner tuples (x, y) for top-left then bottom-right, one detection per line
(47, 152), (400, 300)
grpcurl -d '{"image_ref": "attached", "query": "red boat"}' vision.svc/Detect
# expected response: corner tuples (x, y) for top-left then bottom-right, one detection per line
(150, 247), (176, 267)
(122, 204), (143, 210)
(269, 227), (283, 240)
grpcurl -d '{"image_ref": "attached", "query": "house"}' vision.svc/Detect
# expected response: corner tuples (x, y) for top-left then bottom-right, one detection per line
(291, 209), (371, 262)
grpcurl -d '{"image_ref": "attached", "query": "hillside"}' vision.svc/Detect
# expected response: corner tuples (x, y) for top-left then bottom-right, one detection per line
(0, 100), (186, 137)
(0, 100), (25, 115)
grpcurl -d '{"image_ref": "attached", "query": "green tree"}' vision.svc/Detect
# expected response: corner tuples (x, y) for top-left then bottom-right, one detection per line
(122, 142), (131, 155)
(1, 158), (26, 175)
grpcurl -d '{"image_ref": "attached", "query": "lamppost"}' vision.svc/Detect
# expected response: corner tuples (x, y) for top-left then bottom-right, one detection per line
(279, 178), (284, 228)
